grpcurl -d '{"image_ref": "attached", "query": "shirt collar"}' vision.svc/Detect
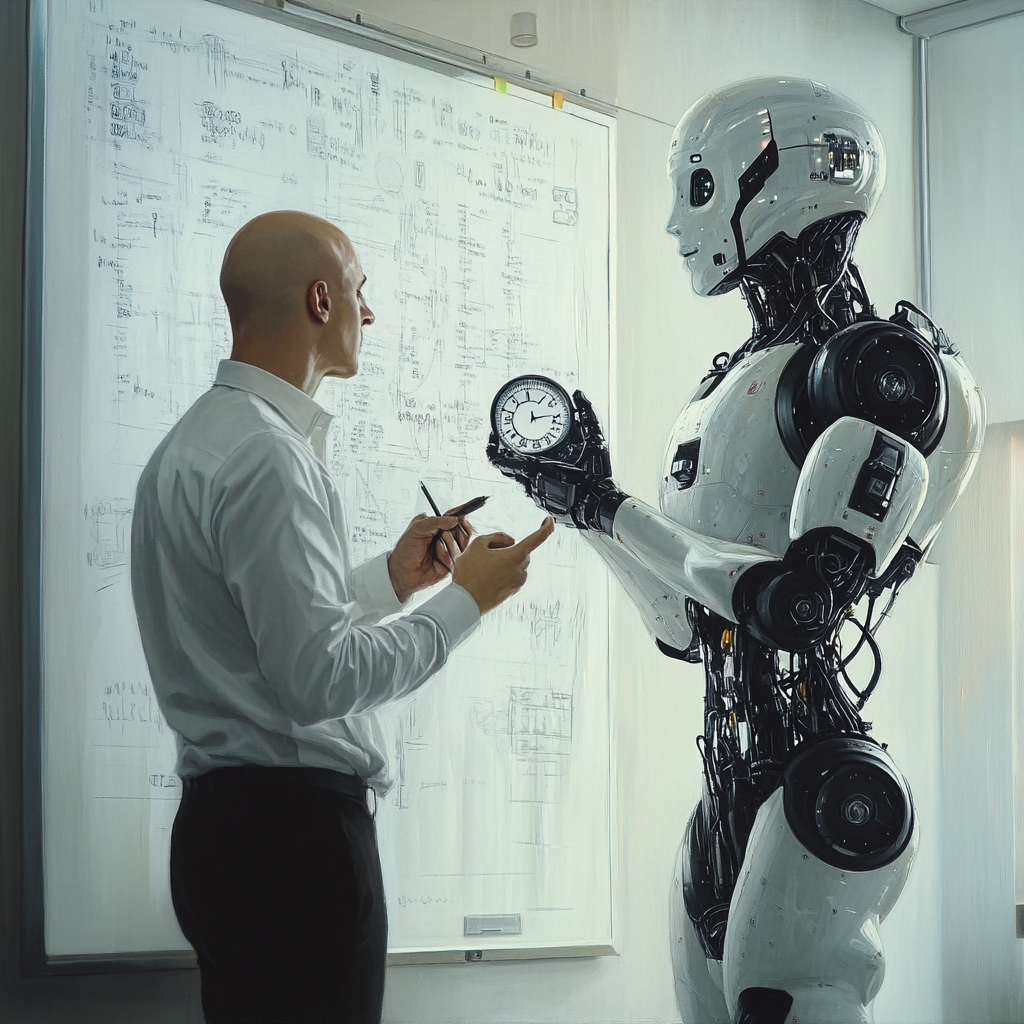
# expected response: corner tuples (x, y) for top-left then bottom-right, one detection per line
(214, 359), (332, 444)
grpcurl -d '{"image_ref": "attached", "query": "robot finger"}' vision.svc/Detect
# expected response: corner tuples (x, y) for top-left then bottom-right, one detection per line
(573, 390), (609, 447)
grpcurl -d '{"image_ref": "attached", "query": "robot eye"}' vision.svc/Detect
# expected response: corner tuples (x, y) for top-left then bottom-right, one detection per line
(825, 132), (862, 183)
(689, 167), (715, 207)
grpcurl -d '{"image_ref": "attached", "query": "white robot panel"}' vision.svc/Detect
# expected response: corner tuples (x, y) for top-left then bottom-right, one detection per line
(608, 497), (776, 624)
(658, 344), (801, 558)
(584, 531), (695, 652)
(911, 348), (986, 552)
(723, 785), (917, 1023)
(791, 416), (929, 576)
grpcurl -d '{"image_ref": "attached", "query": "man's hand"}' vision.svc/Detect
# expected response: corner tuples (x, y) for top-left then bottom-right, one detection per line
(452, 517), (555, 614)
(388, 513), (473, 603)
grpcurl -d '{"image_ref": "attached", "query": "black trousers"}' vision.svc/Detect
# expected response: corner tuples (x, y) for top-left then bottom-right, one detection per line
(170, 766), (387, 1024)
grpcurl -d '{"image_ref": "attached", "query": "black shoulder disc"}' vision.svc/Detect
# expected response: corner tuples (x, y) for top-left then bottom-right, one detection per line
(807, 319), (948, 455)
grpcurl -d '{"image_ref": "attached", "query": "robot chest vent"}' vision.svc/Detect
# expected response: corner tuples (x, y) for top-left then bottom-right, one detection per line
(670, 439), (701, 489)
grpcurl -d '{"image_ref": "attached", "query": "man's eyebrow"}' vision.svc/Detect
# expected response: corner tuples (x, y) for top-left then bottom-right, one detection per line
(359, 275), (367, 289)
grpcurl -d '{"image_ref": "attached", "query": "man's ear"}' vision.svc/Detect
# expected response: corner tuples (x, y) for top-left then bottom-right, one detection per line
(308, 280), (330, 323)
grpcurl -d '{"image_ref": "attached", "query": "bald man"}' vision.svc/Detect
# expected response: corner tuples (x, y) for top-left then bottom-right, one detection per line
(130, 211), (552, 1024)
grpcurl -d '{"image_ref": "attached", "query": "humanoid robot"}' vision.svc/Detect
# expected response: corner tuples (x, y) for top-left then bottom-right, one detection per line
(487, 78), (985, 1023)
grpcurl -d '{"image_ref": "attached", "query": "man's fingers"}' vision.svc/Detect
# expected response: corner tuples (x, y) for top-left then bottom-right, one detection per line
(512, 516), (555, 554)
(433, 532), (456, 571)
(440, 530), (457, 567)
(448, 517), (472, 552)
(412, 514), (459, 536)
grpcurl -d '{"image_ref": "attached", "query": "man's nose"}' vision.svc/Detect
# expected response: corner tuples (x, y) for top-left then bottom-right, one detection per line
(362, 305), (375, 326)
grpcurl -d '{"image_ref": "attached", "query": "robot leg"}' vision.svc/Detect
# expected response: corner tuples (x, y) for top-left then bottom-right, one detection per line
(670, 827), (730, 1024)
(722, 737), (917, 1024)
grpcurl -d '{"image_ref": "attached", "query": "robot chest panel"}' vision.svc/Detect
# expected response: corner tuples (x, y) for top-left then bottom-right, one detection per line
(658, 345), (801, 557)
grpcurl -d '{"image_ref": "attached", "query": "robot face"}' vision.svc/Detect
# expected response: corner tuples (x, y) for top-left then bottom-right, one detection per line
(665, 78), (886, 298)
(665, 155), (730, 295)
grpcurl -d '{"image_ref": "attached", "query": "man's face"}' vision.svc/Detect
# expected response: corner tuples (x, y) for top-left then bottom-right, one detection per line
(321, 236), (374, 379)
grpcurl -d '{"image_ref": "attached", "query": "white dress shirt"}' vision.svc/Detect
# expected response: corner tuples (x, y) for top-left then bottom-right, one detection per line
(130, 359), (480, 794)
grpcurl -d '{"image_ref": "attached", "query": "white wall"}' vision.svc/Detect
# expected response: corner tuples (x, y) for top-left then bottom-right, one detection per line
(928, 15), (1024, 1022)
(929, 14), (1024, 426)
(930, 425), (1024, 1024)
(335, 3), (935, 1022)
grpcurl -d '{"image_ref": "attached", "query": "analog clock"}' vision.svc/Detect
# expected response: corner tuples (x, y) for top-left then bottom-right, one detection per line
(491, 376), (573, 454)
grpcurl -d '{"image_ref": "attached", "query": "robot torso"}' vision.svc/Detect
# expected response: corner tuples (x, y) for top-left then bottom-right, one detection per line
(657, 336), (984, 563)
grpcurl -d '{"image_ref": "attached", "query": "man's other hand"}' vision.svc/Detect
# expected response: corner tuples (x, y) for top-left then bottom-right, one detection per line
(452, 517), (555, 614)
(389, 513), (473, 602)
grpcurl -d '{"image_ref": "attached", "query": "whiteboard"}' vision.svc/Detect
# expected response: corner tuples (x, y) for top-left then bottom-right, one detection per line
(33, 0), (614, 963)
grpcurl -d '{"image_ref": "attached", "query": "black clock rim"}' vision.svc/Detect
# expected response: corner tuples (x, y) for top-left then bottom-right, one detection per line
(490, 374), (573, 452)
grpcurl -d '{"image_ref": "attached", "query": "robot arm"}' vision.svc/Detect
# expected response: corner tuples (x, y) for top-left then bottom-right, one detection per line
(490, 387), (932, 653)
(731, 415), (931, 649)
(582, 532), (697, 656)
(487, 390), (779, 632)
(606, 498), (777, 622)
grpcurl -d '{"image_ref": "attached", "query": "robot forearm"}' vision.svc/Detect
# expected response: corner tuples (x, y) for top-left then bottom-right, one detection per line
(608, 497), (777, 623)
(582, 531), (696, 654)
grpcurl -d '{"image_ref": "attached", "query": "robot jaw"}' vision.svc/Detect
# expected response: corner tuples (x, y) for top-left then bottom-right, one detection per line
(665, 138), (750, 298)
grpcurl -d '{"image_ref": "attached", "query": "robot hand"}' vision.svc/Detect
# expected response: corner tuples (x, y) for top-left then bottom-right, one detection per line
(487, 390), (627, 535)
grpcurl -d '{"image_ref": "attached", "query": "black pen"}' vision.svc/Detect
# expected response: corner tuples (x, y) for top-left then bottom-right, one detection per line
(419, 481), (442, 517)
(448, 495), (488, 517)
(420, 482), (489, 518)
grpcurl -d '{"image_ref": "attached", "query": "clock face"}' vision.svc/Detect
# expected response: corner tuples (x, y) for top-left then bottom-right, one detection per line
(492, 376), (572, 454)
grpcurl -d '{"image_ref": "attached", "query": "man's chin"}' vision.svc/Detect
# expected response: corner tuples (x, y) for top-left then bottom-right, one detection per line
(325, 362), (358, 380)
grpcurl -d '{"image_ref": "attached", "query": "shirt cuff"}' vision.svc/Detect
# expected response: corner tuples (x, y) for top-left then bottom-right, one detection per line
(349, 551), (403, 618)
(416, 583), (481, 651)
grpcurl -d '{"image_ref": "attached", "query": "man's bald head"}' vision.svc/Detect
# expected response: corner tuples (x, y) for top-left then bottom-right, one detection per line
(219, 211), (374, 395)
(220, 210), (354, 334)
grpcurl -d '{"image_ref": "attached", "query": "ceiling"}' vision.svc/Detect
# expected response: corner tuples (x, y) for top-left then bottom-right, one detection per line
(861, 0), (944, 13)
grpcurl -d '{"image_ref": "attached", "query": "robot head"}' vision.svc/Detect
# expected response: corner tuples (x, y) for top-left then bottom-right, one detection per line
(666, 77), (886, 297)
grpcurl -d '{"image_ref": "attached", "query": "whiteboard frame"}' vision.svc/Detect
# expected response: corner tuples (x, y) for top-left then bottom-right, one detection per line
(21, 0), (618, 976)
(22, 0), (52, 980)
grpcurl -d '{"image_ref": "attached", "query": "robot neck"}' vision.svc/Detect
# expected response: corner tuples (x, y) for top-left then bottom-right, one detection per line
(738, 212), (874, 350)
